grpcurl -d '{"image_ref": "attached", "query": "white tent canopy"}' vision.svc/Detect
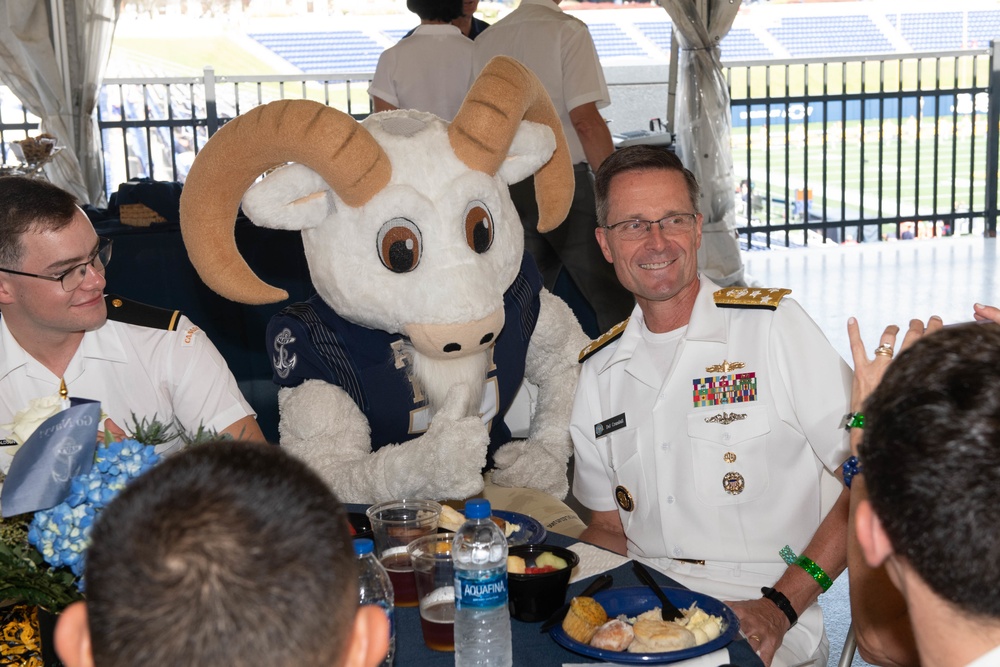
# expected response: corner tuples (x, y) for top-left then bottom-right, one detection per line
(658, 0), (745, 286)
(0, 0), (118, 205)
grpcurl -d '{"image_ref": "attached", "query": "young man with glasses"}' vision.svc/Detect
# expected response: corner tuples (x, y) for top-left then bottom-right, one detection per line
(569, 146), (852, 667)
(0, 176), (263, 463)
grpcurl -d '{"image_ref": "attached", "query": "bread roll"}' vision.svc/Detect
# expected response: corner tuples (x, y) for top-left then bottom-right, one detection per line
(590, 619), (635, 651)
(628, 619), (696, 653)
(438, 505), (466, 532)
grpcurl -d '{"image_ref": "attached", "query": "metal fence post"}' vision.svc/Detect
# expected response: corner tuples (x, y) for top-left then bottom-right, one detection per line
(205, 66), (219, 137)
(987, 41), (999, 237)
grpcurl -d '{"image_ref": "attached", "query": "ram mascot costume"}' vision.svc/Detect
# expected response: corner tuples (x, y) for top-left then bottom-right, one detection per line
(179, 57), (590, 505)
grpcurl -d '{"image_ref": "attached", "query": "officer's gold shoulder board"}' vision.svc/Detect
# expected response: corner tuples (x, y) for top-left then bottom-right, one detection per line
(579, 318), (629, 363)
(104, 294), (182, 331)
(713, 287), (791, 311)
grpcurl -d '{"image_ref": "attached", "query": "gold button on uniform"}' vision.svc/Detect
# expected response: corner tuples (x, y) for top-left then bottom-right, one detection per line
(615, 485), (635, 512)
(724, 452), (736, 463)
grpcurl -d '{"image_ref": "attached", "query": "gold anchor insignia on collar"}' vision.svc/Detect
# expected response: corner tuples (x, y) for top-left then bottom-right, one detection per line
(705, 360), (745, 373)
(615, 485), (635, 512)
(704, 412), (747, 425)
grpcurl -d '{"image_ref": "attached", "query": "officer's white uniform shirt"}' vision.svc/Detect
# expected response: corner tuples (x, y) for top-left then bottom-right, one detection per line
(472, 0), (609, 165)
(0, 312), (254, 462)
(368, 23), (474, 122)
(571, 276), (851, 665)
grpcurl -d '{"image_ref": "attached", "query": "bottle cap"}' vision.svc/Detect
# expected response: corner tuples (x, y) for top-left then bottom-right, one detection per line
(353, 537), (375, 556)
(465, 498), (491, 519)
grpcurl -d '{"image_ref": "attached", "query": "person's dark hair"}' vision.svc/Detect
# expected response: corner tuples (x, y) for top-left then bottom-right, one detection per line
(0, 176), (79, 269)
(862, 322), (1000, 618)
(406, 0), (463, 22)
(85, 442), (359, 667)
(593, 145), (700, 226)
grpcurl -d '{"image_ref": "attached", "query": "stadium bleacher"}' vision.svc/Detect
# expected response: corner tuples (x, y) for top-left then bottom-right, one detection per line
(247, 6), (996, 73)
(767, 15), (894, 57)
(892, 12), (965, 52)
(963, 9), (1000, 48)
(249, 31), (385, 72)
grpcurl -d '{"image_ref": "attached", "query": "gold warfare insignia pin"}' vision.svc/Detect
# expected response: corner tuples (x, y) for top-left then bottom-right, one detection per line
(705, 360), (745, 374)
(704, 412), (747, 425)
(723, 472), (745, 495)
(615, 485), (635, 512)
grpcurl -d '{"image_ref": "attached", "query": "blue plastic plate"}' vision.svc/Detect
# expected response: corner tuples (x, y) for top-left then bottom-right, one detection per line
(492, 510), (546, 547)
(549, 586), (740, 664)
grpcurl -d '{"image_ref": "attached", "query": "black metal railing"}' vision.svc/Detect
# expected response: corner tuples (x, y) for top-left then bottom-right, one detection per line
(727, 44), (998, 247)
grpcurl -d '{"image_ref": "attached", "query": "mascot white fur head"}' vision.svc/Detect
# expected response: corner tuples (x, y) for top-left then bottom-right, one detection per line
(179, 57), (572, 363)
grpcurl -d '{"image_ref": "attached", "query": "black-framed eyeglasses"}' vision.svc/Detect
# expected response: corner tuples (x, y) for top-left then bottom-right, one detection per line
(602, 213), (698, 240)
(0, 237), (112, 292)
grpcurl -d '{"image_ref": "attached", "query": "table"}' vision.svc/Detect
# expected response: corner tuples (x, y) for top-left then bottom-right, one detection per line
(380, 528), (764, 666)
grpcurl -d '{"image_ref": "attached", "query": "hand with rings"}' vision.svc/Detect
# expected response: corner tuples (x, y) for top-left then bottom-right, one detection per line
(848, 317), (944, 415)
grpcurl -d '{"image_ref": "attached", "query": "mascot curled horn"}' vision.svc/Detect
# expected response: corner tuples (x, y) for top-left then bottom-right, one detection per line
(179, 57), (590, 504)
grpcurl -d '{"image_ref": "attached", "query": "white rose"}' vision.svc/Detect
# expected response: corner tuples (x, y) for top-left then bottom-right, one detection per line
(2, 394), (65, 447)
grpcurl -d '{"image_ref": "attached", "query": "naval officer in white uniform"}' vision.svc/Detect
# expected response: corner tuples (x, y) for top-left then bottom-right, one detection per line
(570, 146), (852, 667)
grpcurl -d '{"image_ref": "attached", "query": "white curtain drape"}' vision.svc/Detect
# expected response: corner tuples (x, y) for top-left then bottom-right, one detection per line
(657, 0), (745, 286)
(0, 0), (118, 205)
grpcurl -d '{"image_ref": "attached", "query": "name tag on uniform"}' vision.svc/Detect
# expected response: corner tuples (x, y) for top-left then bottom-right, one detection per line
(594, 413), (626, 438)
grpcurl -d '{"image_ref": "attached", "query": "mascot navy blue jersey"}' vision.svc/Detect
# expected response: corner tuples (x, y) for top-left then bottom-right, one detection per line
(268, 252), (542, 469)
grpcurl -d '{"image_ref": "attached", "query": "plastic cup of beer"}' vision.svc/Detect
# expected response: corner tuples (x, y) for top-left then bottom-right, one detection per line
(366, 499), (442, 607)
(407, 533), (456, 651)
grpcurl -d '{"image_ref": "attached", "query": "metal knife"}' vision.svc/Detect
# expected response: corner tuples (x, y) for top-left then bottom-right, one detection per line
(631, 560), (685, 621)
(538, 573), (614, 633)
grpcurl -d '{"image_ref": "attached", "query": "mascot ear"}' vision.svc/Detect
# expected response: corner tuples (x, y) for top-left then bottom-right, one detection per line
(496, 120), (557, 186)
(241, 163), (335, 231)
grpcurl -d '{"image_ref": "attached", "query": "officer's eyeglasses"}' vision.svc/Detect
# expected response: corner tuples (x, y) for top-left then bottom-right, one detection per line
(602, 213), (698, 240)
(0, 238), (113, 292)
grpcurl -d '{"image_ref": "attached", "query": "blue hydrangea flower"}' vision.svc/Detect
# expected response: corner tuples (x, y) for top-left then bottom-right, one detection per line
(28, 439), (161, 582)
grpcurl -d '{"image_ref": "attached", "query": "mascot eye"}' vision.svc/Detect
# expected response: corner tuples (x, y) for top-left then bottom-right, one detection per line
(464, 201), (494, 254)
(377, 218), (422, 273)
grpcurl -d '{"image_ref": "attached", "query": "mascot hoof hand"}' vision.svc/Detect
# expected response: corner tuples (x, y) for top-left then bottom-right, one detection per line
(396, 385), (488, 500)
(491, 439), (569, 500)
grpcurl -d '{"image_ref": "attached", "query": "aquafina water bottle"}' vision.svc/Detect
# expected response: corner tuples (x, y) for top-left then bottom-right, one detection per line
(452, 499), (512, 666)
(355, 537), (395, 666)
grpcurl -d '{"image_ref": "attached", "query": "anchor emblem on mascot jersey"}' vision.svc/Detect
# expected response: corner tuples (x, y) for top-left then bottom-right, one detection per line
(272, 328), (298, 379)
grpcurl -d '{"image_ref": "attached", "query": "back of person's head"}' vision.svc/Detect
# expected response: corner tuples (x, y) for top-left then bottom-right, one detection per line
(0, 176), (78, 269)
(82, 442), (360, 667)
(862, 322), (1000, 618)
(407, 0), (463, 22)
(594, 145), (700, 226)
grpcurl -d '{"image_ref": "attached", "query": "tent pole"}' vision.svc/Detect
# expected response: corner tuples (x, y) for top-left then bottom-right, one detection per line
(48, 0), (73, 110)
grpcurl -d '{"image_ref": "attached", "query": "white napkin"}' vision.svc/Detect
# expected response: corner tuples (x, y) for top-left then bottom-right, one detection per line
(563, 647), (731, 667)
(567, 542), (631, 583)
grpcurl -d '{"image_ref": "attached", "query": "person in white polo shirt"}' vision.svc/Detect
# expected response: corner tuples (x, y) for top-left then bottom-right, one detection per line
(369, 0), (474, 121)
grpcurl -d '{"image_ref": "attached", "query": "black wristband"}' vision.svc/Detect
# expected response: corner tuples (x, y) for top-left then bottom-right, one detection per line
(761, 586), (798, 627)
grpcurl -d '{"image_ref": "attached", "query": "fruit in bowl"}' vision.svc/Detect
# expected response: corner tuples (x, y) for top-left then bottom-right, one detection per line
(506, 544), (579, 622)
(508, 550), (568, 574)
